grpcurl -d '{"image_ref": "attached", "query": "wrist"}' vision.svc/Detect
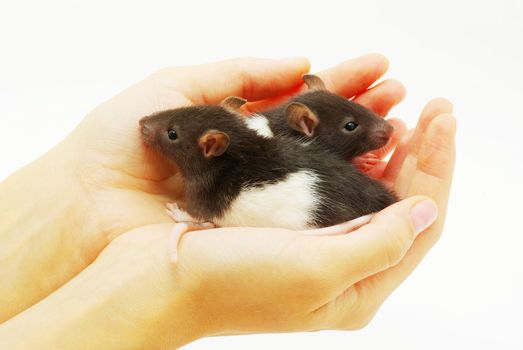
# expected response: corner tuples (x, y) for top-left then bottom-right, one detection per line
(0, 142), (103, 321)
(0, 226), (202, 349)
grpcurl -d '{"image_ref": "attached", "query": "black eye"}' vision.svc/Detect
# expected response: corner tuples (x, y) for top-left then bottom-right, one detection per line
(345, 122), (358, 131)
(167, 129), (178, 140)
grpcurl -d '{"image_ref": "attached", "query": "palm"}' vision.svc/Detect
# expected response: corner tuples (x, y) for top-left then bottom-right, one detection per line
(70, 85), (189, 239)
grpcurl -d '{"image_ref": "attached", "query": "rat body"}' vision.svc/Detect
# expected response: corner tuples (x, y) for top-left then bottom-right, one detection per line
(140, 104), (397, 230)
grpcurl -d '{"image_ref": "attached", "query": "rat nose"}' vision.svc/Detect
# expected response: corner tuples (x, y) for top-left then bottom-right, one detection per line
(373, 122), (394, 146)
(139, 117), (156, 145)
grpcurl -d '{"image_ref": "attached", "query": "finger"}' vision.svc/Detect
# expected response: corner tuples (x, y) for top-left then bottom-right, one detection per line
(411, 113), (457, 200)
(243, 84), (303, 113)
(353, 79), (407, 116)
(246, 54), (393, 113)
(316, 196), (438, 290)
(160, 57), (311, 105)
(363, 161), (388, 181)
(392, 98), (453, 197)
(406, 113), (456, 231)
(313, 53), (390, 98)
(409, 98), (453, 155)
(382, 129), (414, 186)
(357, 114), (456, 302)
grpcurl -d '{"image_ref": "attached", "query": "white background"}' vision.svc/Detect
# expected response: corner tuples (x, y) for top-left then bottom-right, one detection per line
(1, 0), (522, 349)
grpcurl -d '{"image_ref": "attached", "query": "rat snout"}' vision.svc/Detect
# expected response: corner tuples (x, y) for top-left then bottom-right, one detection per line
(372, 122), (394, 147)
(139, 117), (157, 145)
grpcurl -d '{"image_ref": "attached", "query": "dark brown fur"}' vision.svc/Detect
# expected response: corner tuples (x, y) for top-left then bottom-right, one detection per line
(263, 90), (393, 160)
(140, 105), (397, 227)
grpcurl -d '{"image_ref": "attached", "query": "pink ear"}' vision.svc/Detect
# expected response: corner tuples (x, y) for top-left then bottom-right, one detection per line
(198, 130), (230, 158)
(284, 102), (319, 136)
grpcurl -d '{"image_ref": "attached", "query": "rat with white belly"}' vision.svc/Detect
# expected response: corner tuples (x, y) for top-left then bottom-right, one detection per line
(226, 74), (394, 163)
(139, 99), (397, 260)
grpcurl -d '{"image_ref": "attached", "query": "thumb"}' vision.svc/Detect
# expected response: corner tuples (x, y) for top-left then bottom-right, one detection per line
(319, 196), (439, 287)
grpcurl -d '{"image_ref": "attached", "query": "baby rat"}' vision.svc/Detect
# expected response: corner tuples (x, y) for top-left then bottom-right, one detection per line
(140, 99), (397, 259)
(225, 74), (394, 162)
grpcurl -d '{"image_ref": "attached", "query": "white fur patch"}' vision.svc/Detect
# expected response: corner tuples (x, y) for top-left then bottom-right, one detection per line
(244, 114), (274, 138)
(214, 170), (320, 229)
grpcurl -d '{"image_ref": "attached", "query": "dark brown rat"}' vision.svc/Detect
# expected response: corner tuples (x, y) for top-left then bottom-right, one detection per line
(139, 100), (397, 231)
(226, 74), (394, 161)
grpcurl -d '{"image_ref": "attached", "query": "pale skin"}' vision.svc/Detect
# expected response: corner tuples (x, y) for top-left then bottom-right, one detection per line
(0, 54), (456, 348)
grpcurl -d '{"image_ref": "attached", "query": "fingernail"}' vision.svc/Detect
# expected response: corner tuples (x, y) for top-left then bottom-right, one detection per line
(410, 199), (438, 236)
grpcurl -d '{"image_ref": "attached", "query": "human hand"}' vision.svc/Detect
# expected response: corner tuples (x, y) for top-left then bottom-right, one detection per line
(0, 96), (454, 347)
(0, 195), (438, 349)
(171, 97), (456, 337)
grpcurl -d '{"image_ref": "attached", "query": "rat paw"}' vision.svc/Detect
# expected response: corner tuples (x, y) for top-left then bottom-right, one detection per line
(353, 153), (380, 172)
(166, 202), (196, 222)
(166, 202), (217, 228)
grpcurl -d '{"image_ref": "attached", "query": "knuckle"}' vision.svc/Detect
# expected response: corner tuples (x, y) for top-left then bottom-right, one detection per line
(382, 222), (412, 267)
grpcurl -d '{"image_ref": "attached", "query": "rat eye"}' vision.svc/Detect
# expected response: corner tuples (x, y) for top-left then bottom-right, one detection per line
(167, 129), (178, 140)
(344, 122), (358, 131)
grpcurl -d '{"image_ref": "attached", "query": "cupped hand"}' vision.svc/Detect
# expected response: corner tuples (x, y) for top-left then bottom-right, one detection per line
(0, 94), (454, 348)
(63, 54), (404, 241)
(173, 97), (456, 338)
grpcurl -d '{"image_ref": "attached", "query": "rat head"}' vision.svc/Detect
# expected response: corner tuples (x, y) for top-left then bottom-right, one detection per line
(139, 97), (248, 175)
(283, 74), (393, 159)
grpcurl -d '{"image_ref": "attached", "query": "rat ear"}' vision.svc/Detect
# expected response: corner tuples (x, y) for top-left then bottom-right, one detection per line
(220, 96), (247, 111)
(198, 130), (230, 158)
(284, 102), (319, 137)
(302, 74), (327, 91)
